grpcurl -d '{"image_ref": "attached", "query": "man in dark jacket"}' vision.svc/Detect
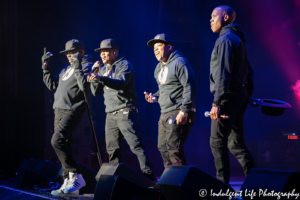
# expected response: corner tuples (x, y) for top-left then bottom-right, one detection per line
(145, 34), (196, 168)
(85, 39), (156, 181)
(42, 39), (93, 195)
(209, 6), (256, 184)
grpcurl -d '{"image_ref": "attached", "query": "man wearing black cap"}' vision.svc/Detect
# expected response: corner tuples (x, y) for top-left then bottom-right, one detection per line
(145, 34), (196, 168)
(85, 39), (157, 181)
(41, 39), (93, 195)
(209, 6), (256, 184)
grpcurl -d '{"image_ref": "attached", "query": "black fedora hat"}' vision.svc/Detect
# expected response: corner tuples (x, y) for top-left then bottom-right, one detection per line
(60, 39), (85, 54)
(249, 98), (292, 116)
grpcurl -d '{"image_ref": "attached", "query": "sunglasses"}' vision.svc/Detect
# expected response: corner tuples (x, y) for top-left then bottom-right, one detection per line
(64, 50), (77, 56)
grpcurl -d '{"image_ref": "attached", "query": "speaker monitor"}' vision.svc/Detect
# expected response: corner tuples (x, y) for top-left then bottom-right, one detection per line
(15, 159), (59, 189)
(95, 163), (155, 188)
(19, 158), (39, 171)
(241, 168), (300, 200)
(57, 162), (97, 194)
(34, 160), (60, 177)
(158, 165), (234, 200)
(94, 174), (152, 200)
(15, 168), (49, 189)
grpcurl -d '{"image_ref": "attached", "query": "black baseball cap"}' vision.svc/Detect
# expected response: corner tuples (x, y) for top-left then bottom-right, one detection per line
(147, 33), (174, 48)
(60, 39), (85, 53)
(94, 39), (119, 52)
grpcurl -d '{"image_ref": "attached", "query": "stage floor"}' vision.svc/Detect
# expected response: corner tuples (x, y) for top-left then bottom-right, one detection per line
(0, 176), (245, 200)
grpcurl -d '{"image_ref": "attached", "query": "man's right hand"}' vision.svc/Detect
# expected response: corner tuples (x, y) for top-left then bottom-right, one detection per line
(85, 61), (101, 82)
(41, 52), (53, 65)
(41, 52), (53, 70)
(92, 61), (101, 73)
(144, 92), (157, 103)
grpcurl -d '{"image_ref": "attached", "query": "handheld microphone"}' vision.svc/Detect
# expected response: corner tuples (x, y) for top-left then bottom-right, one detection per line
(168, 119), (177, 124)
(90, 61), (103, 74)
(90, 67), (98, 73)
(204, 111), (229, 119)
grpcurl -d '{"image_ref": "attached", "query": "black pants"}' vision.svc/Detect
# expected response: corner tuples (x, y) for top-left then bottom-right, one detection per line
(105, 108), (154, 174)
(158, 110), (195, 167)
(210, 88), (256, 184)
(51, 109), (84, 179)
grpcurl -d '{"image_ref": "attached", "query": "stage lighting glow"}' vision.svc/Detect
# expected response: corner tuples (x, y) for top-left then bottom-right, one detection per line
(292, 80), (300, 101)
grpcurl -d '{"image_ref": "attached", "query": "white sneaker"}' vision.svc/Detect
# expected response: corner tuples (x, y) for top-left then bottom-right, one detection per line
(63, 172), (86, 194)
(51, 178), (79, 196)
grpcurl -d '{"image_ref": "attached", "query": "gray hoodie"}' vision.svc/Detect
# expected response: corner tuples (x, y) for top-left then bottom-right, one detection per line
(210, 23), (254, 106)
(43, 55), (93, 112)
(90, 55), (139, 113)
(153, 50), (196, 113)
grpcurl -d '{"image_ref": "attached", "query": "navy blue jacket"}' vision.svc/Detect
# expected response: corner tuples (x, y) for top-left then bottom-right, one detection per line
(210, 24), (254, 106)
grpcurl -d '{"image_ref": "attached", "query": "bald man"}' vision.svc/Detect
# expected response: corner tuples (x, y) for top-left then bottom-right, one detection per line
(209, 5), (256, 184)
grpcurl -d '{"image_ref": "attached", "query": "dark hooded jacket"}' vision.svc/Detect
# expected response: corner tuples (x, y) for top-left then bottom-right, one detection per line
(210, 23), (254, 106)
(90, 55), (139, 113)
(43, 55), (93, 112)
(153, 50), (196, 113)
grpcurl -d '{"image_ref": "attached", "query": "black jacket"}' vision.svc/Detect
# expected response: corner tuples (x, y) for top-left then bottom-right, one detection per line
(90, 55), (139, 113)
(210, 24), (254, 106)
(153, 50), (196, 113)
(43, 55), (93, 111)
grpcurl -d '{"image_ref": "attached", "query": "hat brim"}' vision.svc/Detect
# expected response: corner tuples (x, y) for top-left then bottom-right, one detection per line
(255, 99), (292, 109)
(59, 47), (77, 54)
(147, 39), (173, 48)
(249, 98), (292, 116)
(94, 47), (115, 52)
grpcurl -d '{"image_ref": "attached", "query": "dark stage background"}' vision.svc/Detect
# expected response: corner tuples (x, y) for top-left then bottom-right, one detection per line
(1, 0), (300, 178)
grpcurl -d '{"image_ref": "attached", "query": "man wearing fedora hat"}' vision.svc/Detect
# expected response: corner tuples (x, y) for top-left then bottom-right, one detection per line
(42, 39), (93, 195)
(85, 39), (157, 181)
(144, 33), (197, 168)
(209, 6), (256, 184)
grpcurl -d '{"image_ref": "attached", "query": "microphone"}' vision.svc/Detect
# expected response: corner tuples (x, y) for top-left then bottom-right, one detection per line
(204, 111), (229, 119)
(90, 67), (98, 73)
(168, 119), (177, 124)
(90, 61), (103, 74)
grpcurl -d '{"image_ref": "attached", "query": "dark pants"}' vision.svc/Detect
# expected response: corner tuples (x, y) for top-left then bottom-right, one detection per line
(210, 88), (256, 184)
(105, 108), (154, 174)
(158, 110), (195, 167)
(51, 109), (84, 179)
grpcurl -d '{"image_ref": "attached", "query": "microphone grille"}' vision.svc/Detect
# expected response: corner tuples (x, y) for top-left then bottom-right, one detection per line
(204, 111), (210, 117)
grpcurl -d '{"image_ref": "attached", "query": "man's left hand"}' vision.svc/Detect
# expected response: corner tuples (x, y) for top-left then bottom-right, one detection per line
(176, 111), (188, 125)
(71, 52), (82, 70)
(210, 106), (220, 121)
